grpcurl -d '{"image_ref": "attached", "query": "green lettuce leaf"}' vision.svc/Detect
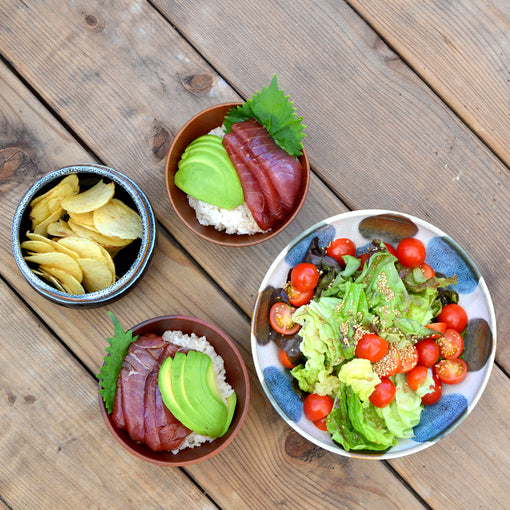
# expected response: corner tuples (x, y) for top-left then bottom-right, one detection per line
(376, 374), (426, 438)
(338, 358), (380, 404)
(223, 74), (306, 157)
(97, 312), (138, 414)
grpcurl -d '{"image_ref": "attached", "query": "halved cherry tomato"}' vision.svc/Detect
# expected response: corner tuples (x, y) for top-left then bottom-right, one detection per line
(420, 263), (435, 279)
(313, 416), (328, 431)
(384, 243), (397, 256)
(396, 238), (426, 268)
(326, 238), (356, 266)
(421, 371), (442, 405)
(355, 334), (388, 363)
(278, 348), (296, 369)
(435, 358), (468, 385)
(290, 263), (319, 292)
(397, 344), (418, 373)
(372, 343), (401, 377)
(415, 338), (440, 368)
(285, 283), (314, 307)
(269, 302), (300, 335)
(369, 377), (396, 408)
(425, 322), (447, 339)
(437, 304), (468, 333)
(303, 393), (334, 422)
(437, 329), (464, 359)
(406, 365), (428, 391)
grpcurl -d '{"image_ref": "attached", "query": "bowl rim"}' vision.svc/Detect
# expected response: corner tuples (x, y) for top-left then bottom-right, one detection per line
(251, 209), (497, 459)
(99, 314), (251, 466)
(11, 164), (157, 306)
(164, 102), (310, 247)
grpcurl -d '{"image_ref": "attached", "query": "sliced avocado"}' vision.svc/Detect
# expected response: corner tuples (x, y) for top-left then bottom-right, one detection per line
(183, 351), (227, 438)
(220, 391), (237, 437)
(169, 352), (218, 437)
(187, 134), (223, 147)
(174, 138), (244, 210)
(158, 356), (193, 430)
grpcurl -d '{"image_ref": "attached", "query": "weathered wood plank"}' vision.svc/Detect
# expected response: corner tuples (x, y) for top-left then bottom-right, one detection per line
(348, 0), (510, 165)
(0, 279), (216, 510)
(0, 62), (426, 509)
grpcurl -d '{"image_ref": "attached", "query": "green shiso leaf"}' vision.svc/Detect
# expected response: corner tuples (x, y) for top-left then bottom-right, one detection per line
(223, 74), (306, 157)
(97, 312), (138, 414)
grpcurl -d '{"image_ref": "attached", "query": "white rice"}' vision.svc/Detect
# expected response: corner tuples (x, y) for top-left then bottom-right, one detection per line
(186, 127), (266, 235)
(161, 329), (234, 453)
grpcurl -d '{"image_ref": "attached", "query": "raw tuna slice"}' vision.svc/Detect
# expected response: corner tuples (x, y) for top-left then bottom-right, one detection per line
(144, 370), (190, 451)
(116, 334), (166, 442)
(223, 119), (303, 230)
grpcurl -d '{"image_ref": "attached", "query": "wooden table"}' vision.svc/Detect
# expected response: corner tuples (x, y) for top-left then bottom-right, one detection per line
(1, 1), (509, 508)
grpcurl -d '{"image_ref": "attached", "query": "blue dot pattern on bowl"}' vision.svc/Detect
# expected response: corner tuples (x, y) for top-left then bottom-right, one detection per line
(426, 237), (479, 294)
(263, 366), (303, 422)
(413, 393), (468, 442)
(284, 224), (336, 266)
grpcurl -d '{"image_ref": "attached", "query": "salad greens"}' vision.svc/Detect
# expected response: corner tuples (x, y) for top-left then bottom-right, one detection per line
(290, 239), (456, 451)
(97, 312), (138, 414)
(224, 74), (306, 157)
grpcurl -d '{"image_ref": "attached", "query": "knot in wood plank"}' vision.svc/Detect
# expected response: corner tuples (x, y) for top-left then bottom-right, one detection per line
(81, 11), (104, 32)
(180, 73), (213, 94)
(150, 121), (172, 160)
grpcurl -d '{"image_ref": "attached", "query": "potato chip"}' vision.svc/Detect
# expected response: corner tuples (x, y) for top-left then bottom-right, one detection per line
(24, 231), (79, 259)
(40, 266), (86, 295)
(78, 258), (114, 292)
(61, 179), (115, 214)
(93, 198), (143, 239)
(68, 211), (96, 229)
(29, 174), (80, 207)
(20, 240), (55, 254)
(47, 219), (74, 237)
(32, 268), (67, 292)
(68, 218), (133, 248)
(57, 236), (116, 278)
(24, 252), (83, 282)
(33, 207), (65, 236)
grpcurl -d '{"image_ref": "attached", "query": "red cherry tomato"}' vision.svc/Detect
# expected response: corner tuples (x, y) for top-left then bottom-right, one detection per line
(355, 334), (388, 363)
(415, 338), (440, 368)
(437, 304), (468, 333)
(419, 263), (435, 279)
(397, 344), (419, 373)
(384, 243), (397, 256)
(286, 284), (314, 307)
(425, 322), (447, 339)
(303, 393), (334, 422)
(421, 371), (442, 405)
(369, 377), (396, 408)
(326, 238), (356, 266)
(396, 238), (426, 268)
(269, 302), (300, 335)
(437, 329), (464, 359)
(290, 263), (319, 292)
(278, 348), (296, 369)
(406, 365), (428, 391)
(372, 343), (401, 377)
(435, 358), (468, 385)
(313, 416), (328, 431)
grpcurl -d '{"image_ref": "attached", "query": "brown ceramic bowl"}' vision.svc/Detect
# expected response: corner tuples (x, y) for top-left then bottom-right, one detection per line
(99, 315), (250, 466)
(165, 102), (310, 247)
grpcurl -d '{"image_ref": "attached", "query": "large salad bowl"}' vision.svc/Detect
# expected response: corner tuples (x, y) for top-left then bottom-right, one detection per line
(251, 210), (496, 459)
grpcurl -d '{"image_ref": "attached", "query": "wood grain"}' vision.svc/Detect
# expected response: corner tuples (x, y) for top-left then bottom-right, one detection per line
(348, 0), (510, 165)
(1, 0), (509, 508)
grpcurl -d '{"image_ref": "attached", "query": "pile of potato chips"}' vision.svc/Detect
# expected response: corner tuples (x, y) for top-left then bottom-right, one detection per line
(22, 174), (143, 294)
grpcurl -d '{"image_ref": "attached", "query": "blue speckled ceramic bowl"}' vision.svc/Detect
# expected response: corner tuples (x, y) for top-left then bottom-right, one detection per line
(251, 210), (496, 459)
(11, 164), (157, 307)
